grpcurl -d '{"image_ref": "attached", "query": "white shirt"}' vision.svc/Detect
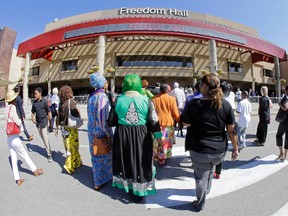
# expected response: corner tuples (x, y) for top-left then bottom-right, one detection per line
(237, 98), (252, 128)
(236, 90), (242, 100)
(224, 92), (236, 110)
(171, 88), (186, 109)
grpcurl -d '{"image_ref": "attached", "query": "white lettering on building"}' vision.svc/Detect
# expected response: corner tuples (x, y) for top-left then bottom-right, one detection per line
(119, 7), (188, 17)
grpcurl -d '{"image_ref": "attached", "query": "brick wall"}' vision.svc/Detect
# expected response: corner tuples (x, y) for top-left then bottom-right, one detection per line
(0, 27), (17, 99)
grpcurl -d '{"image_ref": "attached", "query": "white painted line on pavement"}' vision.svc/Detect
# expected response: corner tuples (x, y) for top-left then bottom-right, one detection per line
(272, 203), (288, 216)
(268, 130), (277, 134)
(145, 153), (288, 209)
(79, 145), (89, 148)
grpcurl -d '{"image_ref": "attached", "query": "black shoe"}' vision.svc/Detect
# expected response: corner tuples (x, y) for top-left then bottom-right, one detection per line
(128, 191), (144, 203)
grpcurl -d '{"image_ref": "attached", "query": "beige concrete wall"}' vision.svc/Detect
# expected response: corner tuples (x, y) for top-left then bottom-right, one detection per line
(253, 62), (274, 85)
(28, 39), (277, 89)
(280, 56), (288, 84)
(8, 49), (24, 90)
(44, 8), (257, 36)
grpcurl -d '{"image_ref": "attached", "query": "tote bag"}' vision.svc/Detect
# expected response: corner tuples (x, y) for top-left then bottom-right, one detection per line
(67, 99), (83, 129)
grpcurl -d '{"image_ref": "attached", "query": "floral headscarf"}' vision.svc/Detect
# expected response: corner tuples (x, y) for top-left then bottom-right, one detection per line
(90, 72), (107, 89)
(122, 74), (142, 94)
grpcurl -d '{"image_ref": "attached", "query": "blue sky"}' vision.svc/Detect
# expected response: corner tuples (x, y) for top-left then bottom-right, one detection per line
(1, 0), (287, 51)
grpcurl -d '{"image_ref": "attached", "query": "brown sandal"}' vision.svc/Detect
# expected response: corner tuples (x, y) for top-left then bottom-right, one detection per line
(34, 168), (44, 177)
(17, 179), (25, 186)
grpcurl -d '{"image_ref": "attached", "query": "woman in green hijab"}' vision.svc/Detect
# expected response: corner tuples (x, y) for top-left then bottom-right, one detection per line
(108, 74), (162, 202)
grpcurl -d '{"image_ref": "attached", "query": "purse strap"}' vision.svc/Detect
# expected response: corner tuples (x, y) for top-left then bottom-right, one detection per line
(8, 105), (12, 120)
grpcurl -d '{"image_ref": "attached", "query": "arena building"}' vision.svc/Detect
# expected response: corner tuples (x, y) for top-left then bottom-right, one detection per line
(17, 7), (287, 105)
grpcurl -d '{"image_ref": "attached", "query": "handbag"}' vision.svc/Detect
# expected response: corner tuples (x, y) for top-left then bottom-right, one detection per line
(275, 108), (287, 123)
(67, 99), (83, 129)
(6, 105), (21, 136)
(92, 137), (110, 156)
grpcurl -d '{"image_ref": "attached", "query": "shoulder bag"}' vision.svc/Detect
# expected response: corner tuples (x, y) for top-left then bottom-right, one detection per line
(6, 105), (21, 136)
(67, 99), (83, 129)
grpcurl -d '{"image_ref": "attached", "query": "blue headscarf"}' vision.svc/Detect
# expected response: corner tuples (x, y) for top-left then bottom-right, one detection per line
(90, 72), (107, 89)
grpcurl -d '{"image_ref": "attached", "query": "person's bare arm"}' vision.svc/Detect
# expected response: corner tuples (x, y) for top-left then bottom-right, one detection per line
(226, 124), (239, 160)
(31, 113), (36, 124)
(48, 112), (52, 121)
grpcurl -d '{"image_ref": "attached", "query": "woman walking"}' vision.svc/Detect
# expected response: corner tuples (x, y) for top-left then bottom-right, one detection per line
(276, 86), (288, 160)
(109, 74), (162, 203)
(256, 86), (272, 146)
(87, 73), (113, 190)
(182, 74), (238, 211)
(56, 85), (82, 174)
(5, 91), (43, 186)
(152, 84), (180, 165)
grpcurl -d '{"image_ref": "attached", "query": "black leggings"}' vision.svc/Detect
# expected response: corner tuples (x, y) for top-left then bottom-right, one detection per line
(276, 122), (288, 149)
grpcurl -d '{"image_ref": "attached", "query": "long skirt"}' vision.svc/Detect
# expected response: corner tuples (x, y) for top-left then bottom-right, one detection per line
(256, 119), (269, 144)
(91, 152), (112, 187)
(62, 127), (82, 174)
(153, 126), (174, 163)
(112, 125), (156, 197)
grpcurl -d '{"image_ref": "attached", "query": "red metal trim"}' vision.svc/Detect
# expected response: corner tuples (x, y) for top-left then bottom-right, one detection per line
(17, 17), (287, 61)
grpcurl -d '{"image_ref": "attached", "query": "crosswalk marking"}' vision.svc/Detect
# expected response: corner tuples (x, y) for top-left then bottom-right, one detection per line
(272, 203), (288, 216)
(145, 150), (288, 209)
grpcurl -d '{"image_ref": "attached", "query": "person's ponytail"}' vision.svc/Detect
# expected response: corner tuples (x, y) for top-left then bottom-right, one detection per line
(202, 74), (223, 109)
(211, 88), (223, 109)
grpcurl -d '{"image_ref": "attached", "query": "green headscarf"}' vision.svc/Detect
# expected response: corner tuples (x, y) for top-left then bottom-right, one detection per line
(122, 74), (142, 94)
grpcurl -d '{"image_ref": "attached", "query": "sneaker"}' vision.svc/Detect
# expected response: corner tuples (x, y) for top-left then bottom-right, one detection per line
(238, 144), (246, 150)
(47, 155), (53, 163)
(215, 174), (221, 179)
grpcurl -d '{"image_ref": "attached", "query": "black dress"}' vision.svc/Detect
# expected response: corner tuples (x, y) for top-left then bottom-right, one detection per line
(256, 96), (271, 144)
(108, 94), (161, 197)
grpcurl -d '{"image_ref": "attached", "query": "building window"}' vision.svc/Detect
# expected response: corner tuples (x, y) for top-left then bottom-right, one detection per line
(62, 60), (78, 71)
(116, 56), (193, 68)
(228, 62), (243, 73)
(31, 66), (40, 76)
(263, 68), (273, 78)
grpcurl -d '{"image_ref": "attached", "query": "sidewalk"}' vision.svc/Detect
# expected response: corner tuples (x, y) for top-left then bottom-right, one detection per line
(0, 102), (279, 120)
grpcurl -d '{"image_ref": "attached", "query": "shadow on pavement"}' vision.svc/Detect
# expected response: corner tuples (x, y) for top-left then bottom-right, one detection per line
(26, 143), (48, 158)
(8, 156), (34, 176)
(222, 156), (284, 170)
(155, 156), (193, 180)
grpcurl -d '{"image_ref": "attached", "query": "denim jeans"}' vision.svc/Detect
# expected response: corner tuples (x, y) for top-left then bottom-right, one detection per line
(237, 126), (247, 146)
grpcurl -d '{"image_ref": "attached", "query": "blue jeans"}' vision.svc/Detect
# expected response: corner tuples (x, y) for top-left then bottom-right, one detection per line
(237, 126), (247, 146)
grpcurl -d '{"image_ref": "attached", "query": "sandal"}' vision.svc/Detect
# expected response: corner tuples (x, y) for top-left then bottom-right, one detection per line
(94, 185), (103, 191)
(34, 168), (44, 176)
(16, 179), (25, 186)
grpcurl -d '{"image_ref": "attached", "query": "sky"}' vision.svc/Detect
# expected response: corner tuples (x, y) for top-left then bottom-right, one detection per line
(1, 0), (287, 51)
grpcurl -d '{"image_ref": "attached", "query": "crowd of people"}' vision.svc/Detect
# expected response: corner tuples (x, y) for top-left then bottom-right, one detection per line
(4, 71), (288, 212)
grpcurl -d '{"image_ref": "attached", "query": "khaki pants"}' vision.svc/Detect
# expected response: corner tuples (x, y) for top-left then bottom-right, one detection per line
(37, 126), (52, 157)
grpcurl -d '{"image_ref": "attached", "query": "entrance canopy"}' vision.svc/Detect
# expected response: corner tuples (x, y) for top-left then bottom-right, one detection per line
(17, 16), (287, 62)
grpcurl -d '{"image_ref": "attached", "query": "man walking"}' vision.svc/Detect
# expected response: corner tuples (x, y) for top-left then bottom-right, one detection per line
(14, 86), (33, 141)
(237, 91), (252, 150)
(31, 87), (53, 162)
(171, 82), (186, 110)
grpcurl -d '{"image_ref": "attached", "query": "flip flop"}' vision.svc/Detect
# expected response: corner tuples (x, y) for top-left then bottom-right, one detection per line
(34, 168), (44, 176)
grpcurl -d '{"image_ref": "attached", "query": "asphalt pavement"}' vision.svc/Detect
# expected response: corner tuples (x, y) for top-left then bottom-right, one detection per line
(0, 114), (287, 216)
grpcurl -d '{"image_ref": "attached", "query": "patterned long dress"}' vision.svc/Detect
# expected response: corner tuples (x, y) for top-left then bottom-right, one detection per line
(62, 127), (82, 174)
(87, 90), (113, 188)
(59, 99), (82, 174)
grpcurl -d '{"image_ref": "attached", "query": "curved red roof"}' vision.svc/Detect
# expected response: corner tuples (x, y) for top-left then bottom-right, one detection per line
(17, 17), (287, 61)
